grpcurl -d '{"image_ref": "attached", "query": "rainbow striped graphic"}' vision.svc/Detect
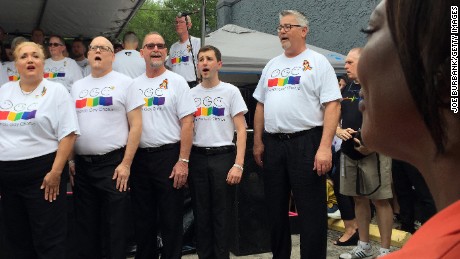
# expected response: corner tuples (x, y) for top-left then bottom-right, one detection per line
(267, 76), (301, 87)
(144, 97), (165, 106)
(75, 97), (113, 108)
(8, 75), (20, 81)
(44, 72), (65, 78)
(171, 56), (189, 64)
(194, 107), (225, 117)
(342, 96), (362, 102)
(0, 110), (37, 121)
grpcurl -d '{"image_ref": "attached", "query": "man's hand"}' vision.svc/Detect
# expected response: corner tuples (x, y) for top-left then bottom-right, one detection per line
(226, 165), (242, 185)
(313, 147), (332, 176)
(113, 163), (130, 192)
(336, 127), (357, 141)
(41, 170), (61, 202)
(353, 138), (374, 156)
(253, 142), (264, 167)
(170, 160), (188, 189)
(69, 161), (76, 187)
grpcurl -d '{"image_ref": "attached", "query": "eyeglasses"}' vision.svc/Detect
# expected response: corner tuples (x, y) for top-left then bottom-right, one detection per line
(174, 21), (186, 25)
(88, 45), (113, 53)
(143, 43), (166, 50)
(276, 24), (303, 32)
(48, 42), (63, 47)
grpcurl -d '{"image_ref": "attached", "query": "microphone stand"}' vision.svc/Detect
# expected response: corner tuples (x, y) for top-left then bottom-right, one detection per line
(185, 16), (199, 84)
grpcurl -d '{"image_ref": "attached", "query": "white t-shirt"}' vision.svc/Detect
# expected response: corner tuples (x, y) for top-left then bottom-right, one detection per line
(71, 71), (144, 155)
(133, 70), (196, 148)
(75, 58), (88, 69)
(44, 57), (83, 92)
(191, 82), (248, 147)
(113, 50), (145, 79)
(0, 79), (80, 161)
(332, 136), (342, 152)
(166, 36), (200, 82)
(0, 62), (3, 86)
(82, 65), (91, 77)
(0, 61), (19, 86)
(253, 48), (341, 133)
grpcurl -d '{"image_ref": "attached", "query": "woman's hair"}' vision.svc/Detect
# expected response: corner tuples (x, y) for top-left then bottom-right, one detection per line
(13, 42), (46, 62)
(386, 0), (450, 152)
(48, 34), (66, 45)
(11, 36), (29, 50)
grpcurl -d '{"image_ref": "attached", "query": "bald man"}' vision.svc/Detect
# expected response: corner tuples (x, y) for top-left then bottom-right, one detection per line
(113, 31), (145, 78)
(337, 48), (394, 259)
(70, 36), (144, 259)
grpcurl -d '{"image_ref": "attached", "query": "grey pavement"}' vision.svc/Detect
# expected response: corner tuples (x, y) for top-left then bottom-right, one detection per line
(179, 229), (399, 259)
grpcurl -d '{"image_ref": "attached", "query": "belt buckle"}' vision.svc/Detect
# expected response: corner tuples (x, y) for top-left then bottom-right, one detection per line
(278, 133), (290, 140)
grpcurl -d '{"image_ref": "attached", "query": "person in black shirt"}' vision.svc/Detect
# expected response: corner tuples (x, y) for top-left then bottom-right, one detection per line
(337, 48), (394, 258)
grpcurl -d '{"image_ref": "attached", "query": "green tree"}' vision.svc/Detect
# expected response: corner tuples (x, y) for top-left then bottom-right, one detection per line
(120, 0), (217, 48)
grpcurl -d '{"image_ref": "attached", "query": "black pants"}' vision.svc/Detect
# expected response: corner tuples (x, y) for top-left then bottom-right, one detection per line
(130, 144), (184, 259)
(189, 149), (235, 259)
(392, 159), (436, 233)
(330, 150), (355, 220)
(73, 149), (128, 259)
(0, 152), (67, 259)
(263, 128), (327, 259)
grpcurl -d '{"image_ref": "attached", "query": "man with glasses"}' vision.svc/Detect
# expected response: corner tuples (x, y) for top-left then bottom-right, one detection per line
(44, 35), (83, 91)
(113, 31), (145, 78)
(252, 10), (341, 258)
(337, 48), (393, 259)
(130, 32), (195, 259)
(70, 36), (144, 259)
(166, 15), (200, 88)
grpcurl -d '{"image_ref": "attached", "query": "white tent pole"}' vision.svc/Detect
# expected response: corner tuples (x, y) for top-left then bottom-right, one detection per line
(201, 0), (206, 47)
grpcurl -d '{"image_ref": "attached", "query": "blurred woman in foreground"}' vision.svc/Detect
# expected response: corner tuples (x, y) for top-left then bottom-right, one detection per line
(358, 0), (458, 257)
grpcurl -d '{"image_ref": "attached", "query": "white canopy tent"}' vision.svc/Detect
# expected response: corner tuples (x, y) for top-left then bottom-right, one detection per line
(0, 0), (145, 39)
(205, 24), (346, 86)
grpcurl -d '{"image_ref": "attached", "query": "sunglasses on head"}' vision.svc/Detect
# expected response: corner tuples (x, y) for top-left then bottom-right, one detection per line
(143, 43), (166, 50)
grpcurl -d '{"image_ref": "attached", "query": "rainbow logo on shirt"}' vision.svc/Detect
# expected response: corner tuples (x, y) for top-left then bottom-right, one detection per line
(267, 76), (301, 87)
(8, 75), (20, 81)
(194, 107), (225, 117)
(75, 97), (113, 108)
(171, 56), (189, 64)
(43, 72), (65, 78)
(144, 97), (165, 106)
(0, 110), (37, 121)
(342, 96), (362, 102)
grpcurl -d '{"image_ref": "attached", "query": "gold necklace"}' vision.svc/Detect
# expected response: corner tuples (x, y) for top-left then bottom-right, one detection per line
(20, 88), (33, 95)
(19, 82), (37, 96)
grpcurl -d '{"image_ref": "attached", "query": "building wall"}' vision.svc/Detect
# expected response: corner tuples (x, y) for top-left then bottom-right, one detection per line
(216, 0), (380, 55)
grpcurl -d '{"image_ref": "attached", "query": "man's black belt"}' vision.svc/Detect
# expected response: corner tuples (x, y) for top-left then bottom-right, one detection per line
(138, 142), (179, 153)
(78, 148), (124, 163)
(192, 145), (235, 155)
(266, 128), (322, 140)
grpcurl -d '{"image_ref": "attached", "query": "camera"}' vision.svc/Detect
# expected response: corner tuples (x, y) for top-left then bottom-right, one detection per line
(352, 130), (364, 147)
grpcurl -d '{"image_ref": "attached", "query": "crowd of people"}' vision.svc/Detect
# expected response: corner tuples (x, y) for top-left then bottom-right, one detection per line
(0, 0), (457, 258)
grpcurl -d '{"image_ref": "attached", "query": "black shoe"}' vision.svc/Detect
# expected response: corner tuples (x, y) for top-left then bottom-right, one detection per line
(334, 230), (359, 246)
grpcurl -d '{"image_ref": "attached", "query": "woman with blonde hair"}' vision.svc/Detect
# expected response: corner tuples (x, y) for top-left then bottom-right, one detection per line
(0, 42), (79, 258)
